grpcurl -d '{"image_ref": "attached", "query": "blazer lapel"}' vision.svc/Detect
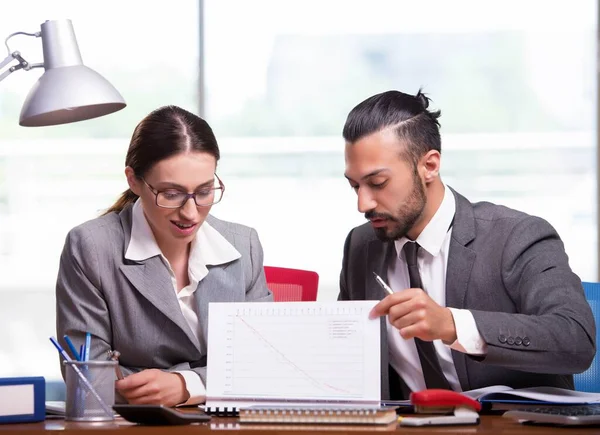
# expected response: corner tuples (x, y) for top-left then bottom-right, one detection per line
(365, 238), (396, 399)
(194, 259), (244, 352)
(120, 258), (200, 349)
(447, 188), (477, 391)
(366, 239), (396, 300)
(117, 206), (200, 349)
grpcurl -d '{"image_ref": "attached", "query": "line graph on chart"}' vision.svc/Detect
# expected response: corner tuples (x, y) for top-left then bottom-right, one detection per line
(218, 304), (372, 399)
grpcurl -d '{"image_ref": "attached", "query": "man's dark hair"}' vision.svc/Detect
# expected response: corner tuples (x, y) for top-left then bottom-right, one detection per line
(342, 89), (442, 166)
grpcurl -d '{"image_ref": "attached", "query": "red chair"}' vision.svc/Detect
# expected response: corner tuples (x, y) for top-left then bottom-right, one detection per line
(264, 266), (319, 302)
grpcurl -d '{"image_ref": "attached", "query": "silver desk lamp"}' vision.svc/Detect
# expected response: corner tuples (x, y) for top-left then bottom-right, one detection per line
(0, 19), (126, 126)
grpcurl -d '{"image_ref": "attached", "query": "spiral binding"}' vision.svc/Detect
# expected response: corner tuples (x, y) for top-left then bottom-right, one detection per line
(204, 407), (239, 417)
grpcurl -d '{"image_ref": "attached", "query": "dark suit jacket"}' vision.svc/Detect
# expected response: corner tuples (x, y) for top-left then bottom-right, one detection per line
(56, 205), (272, 388)
(338, 187), (596, 399)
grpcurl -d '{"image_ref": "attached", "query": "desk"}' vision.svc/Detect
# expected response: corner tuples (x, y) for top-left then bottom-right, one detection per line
(1, 416), (600, 434)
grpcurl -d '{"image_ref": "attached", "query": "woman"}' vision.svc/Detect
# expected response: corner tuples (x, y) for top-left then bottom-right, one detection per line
(56, 105), (272, 406)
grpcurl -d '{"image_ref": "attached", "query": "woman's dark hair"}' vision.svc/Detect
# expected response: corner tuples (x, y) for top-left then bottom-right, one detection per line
(105, 105), (220, 215)
(342, 89), (441, 167)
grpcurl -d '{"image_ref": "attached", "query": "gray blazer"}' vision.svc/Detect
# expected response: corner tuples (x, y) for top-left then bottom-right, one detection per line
(339, 187), (596, 399)
(56, 204), (272, 388)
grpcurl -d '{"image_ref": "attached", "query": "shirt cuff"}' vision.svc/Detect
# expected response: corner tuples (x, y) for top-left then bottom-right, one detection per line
(448, 308), (487, 355)
(175, 370), (206, 405)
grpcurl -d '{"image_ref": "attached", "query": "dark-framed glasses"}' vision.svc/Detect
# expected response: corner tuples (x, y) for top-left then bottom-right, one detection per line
(141, 174), (225, 209)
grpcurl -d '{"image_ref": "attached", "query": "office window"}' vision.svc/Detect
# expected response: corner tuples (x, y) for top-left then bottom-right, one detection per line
(204, 0), (597, 300)
(0, 0), (596, 381)
(0, 0), (199, 379)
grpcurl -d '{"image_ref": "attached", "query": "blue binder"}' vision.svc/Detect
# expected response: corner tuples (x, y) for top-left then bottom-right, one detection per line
(0, 377), (45, 424)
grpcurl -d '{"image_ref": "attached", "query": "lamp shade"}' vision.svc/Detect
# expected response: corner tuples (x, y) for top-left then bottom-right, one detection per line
(19, 19), (125, 127)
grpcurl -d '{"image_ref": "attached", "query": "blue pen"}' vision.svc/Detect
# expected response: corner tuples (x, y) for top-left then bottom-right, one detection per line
(84, 332), (91, 362)
(48, 336), (113, 417)
(63, 335), (81, 361)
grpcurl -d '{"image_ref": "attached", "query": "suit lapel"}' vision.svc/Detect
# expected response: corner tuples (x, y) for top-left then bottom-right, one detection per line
(446, 188), (477, 391)
(366, 239), (396, 300)
(120, 259), (200, 349)
(365, 238), (395, 399)
(117, 206), (200, 350)
(194, 259), (243, 352)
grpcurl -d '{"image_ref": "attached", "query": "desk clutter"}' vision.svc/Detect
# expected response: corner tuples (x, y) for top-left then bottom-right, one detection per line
(7, 301), (600, 429)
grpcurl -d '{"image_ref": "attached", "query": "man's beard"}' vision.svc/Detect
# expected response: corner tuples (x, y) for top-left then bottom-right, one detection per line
(365, 173), (426, 241)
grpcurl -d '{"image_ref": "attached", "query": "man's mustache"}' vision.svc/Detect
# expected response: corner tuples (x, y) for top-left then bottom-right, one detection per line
(365, 211), (396, 221)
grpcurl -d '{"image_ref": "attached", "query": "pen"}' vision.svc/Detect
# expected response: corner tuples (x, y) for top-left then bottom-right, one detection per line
(373, 272), (394, 296)
(83, 332), (91, 362)
(48, 336), (113, 418)
(63, 335), (81, 361)
(108, 350), (125, 380)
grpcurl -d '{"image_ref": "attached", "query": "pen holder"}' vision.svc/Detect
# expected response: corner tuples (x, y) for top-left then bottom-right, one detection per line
(64, 360), (116, 422)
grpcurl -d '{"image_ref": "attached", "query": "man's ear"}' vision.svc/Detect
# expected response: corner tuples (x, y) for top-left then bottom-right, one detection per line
(421, 150), (441, 183)
(125, 166), (142, 196)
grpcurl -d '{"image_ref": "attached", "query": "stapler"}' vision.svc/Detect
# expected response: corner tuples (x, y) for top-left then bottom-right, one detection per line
(400, 389), (481, 426)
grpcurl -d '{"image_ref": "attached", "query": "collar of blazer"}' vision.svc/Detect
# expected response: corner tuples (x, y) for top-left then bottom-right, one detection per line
(115, 204), (238, 351)
(364, 187), (477, 306)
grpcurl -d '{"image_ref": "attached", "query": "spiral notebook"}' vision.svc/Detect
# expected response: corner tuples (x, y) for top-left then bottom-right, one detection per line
(205, 301), (382, 417)
(239, 406), (398, 425)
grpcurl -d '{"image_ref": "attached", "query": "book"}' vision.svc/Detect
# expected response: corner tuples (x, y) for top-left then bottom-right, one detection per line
(239, 406), (398, 425)
(45, 401), (66, 416)
(0, 376), (45, 424)
(205, 301), (381, 415)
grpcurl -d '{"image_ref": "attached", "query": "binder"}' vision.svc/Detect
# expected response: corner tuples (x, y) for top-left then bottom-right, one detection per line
(238, 407), (398, 425)
(205, 301), (382, 416)
(0, 376), (45, 424)
(204, 406), (239, 417)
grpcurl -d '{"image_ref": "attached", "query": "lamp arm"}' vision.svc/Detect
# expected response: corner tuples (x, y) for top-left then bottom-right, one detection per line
(0, 30), (42, 82)
(4, 31), (40, 52)
(0, 51), (32, 82)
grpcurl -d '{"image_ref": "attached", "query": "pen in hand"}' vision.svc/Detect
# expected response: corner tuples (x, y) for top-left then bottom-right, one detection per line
(108, 350), (125, 380)
(373, 272), (394, 296)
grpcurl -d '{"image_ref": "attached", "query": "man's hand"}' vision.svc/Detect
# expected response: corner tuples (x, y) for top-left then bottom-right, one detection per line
(370, 288), (457, 343)
(116, 369), (189, 407)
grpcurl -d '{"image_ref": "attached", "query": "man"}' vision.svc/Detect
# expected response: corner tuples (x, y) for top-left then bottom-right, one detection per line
(339, 89), (596, 400)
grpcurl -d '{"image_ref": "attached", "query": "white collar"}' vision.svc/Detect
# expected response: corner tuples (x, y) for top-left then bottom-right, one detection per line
(394, 183), (456, 258)
(125, 199), (241, 279)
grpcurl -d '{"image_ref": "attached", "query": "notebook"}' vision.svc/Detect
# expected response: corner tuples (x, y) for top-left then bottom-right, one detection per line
(205, 301), (381, 416)
(239, 406), (398, 425)
(45, 401), (66, 416)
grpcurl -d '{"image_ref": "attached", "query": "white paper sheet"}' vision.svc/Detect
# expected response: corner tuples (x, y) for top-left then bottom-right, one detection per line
(206, 301), (381, 409)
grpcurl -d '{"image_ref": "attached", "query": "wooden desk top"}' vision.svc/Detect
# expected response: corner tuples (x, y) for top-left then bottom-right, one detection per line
(2, 416), (600, 434)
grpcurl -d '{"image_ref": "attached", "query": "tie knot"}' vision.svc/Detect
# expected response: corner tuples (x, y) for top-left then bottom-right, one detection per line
(403, 242), (420, 267)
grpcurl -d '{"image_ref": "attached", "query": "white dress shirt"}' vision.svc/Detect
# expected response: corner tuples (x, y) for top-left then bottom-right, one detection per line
(387, 184), (487, 393)
(125, 199), (241, 404)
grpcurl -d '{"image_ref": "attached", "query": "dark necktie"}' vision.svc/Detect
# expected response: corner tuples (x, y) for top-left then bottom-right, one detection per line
(402, 241), (452, 390)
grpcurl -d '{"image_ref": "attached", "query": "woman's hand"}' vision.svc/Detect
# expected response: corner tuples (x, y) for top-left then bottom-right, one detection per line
(116, 369), (189, 407)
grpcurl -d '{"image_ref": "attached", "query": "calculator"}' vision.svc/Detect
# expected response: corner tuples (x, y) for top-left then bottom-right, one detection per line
(113, 404), (211, 425)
